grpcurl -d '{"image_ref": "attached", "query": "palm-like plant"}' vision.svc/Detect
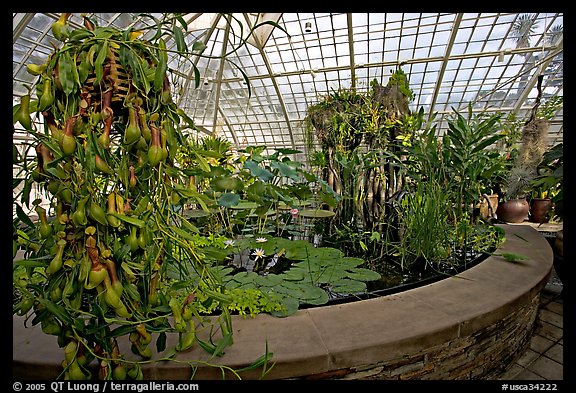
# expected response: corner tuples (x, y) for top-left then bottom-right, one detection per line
(511, 14), (539, 95)
(511, 13), (538, 49)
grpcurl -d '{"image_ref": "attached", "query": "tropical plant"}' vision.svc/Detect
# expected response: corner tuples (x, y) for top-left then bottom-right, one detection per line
(176, 140), (341, 239)
(503, 89), (560, 201)
(391, 179), (454, 270)
(531, 142), (563, 221)
(379, 104), (508, 274)
(11, 13), (292, 381)
(303, 69), (421, 262)
(511, 13), (538, 49)
(404, 104), (504, 224)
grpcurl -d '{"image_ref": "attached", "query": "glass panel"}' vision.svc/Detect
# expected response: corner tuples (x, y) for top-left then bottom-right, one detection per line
(12, 12), (564, 151)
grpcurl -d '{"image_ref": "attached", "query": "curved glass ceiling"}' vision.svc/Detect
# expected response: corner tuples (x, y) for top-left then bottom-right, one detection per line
(13, 12), (563, 150)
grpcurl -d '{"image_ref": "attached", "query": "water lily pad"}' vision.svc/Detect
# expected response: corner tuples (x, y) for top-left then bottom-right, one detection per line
(224, 279), (242, 289)
(281, 269), (305, 281)
(278, 282), (329, 304)
(232, 271), (259, 285)
(346, 268), (381, 281)
(255, 274), (284, 287)
(218, 192), (241, 207)
(338, 257), (365, 269)
(248, 209), (276, 218)
(312, 269), (348, 284)
(274, 285), (307, 299)
(330, 279), (367, 294)
(307, 247), (344, 264)
(270, 296), (299, 317)
(297, 209), (335, 218)
(230, 201), (260, 210)
(284, 240), (315, 260)
(238, 282), (257, 290)
(298, 285), (330, 304)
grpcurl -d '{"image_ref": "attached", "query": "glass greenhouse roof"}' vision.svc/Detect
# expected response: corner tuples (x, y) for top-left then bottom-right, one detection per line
(13, 12), (563, 151)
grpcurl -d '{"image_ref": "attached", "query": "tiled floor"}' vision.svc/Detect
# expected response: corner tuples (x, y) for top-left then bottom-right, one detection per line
(498, 268), (564, 381)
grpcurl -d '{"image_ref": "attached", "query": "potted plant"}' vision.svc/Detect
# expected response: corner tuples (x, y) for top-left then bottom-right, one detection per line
(496, 77), (555, 223)
(529, 142), (563, 223)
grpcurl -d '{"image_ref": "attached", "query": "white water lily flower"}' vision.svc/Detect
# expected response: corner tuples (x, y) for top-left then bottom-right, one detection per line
(255, 237), (267, 243)
(252, 248), (266, 259)
(224, 239), (235, 248)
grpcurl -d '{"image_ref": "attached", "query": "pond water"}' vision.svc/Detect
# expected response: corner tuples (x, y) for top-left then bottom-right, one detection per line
(307, 250), (489, 308)
(221, 245), (489, 310)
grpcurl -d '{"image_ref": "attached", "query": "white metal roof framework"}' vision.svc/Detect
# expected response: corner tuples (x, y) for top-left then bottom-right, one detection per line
(12, 12), (564, 151)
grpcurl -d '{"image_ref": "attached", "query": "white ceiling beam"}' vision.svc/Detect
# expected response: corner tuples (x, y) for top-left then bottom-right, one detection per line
(346, 13), (356, 90)
(512, 35), (563, 114)
(427, 13), (463, 123)
(243, 13), (296, 149)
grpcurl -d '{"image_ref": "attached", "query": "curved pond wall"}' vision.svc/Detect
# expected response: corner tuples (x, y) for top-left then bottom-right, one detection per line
(13, 224), (553, 380)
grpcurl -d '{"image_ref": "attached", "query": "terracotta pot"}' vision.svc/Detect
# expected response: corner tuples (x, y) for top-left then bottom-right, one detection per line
(530, 198), (553, 223)
(496, 198), (529, 223)
(479, 194), (499, 220)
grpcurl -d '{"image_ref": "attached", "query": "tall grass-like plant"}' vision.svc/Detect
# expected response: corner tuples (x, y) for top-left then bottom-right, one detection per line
(393, 180), (454, 270)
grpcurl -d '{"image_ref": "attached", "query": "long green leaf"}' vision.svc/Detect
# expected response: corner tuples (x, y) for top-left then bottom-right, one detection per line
(169, 225), (197, 241)
(210, 333), (233, 358)
(13, 259), (48, 268)
(471, 134), (502, 154)
(109, 213), (145, 228)
(94, 40), (108, 86)
(154, 38), (168, 92)
(235, 350), (274, 372)
(137, 13), (163, 41)
(193, 151), (211, 172)
(191, 63), (201, 89)
(37, 298), (73, 325)
(196, 337), (217, 354)
(172, 23), (187, 55)
(16, 203), (35, 227)
(227, 59), (252, 98)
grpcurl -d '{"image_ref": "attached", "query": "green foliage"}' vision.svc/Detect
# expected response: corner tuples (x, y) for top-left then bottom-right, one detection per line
(176, 140), (340, 239)
(163, 235), (382, 317)
(226, 288), (287, 317)
(531, 142), (563, 220)
(390, 180), (453, 269)
(405, 104), (505, 221)
(218, 236), (381, 316)
(385, 68), (414, 101)
(498, 252), (530, 262)
(536, 95), (563, 121)
(12, 13), (287, 381)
